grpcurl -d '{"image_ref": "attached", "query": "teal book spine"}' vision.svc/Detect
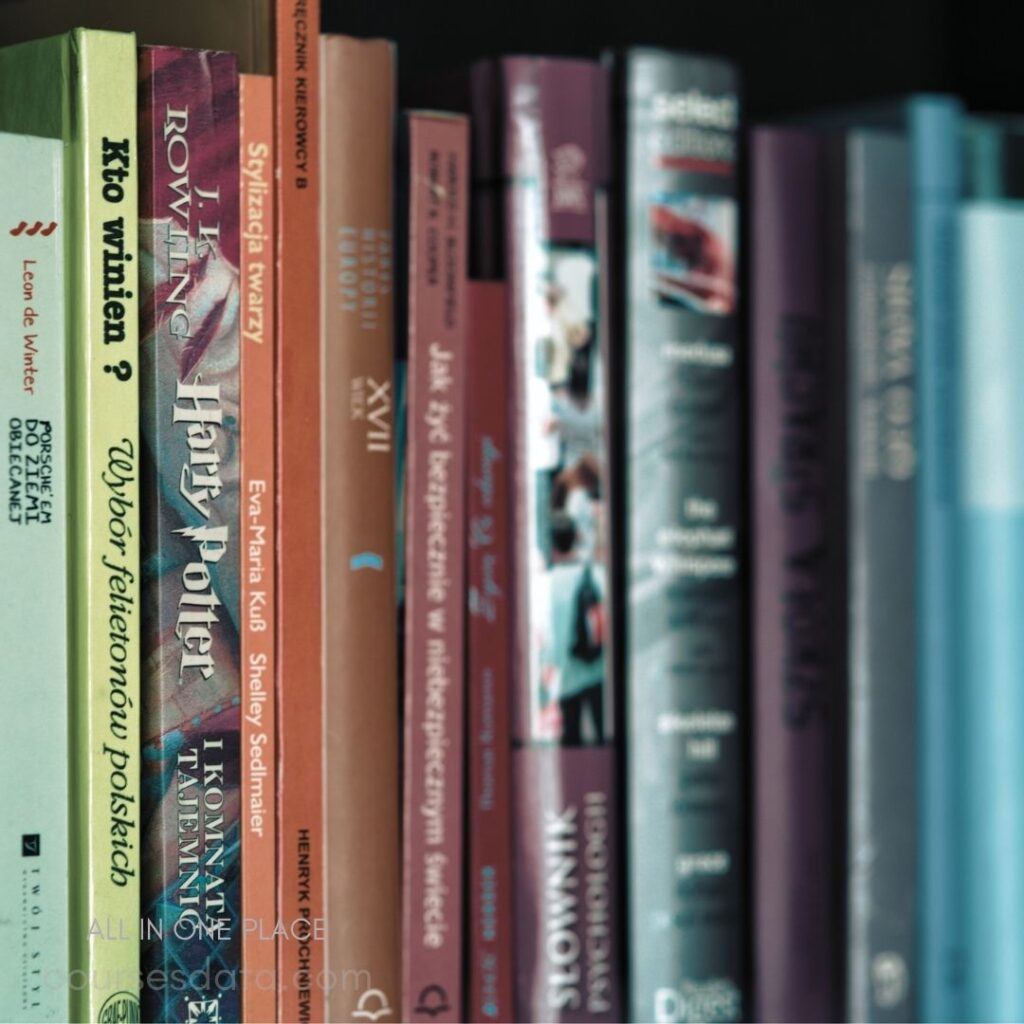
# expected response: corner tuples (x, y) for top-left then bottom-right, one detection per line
(0, 131), (69, 1024)
(960, 194), (1024, 1024)
(910, 97), (966, 1024)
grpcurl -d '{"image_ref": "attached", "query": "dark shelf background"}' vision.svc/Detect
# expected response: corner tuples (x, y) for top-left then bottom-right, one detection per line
(323, 0), (1016, 116)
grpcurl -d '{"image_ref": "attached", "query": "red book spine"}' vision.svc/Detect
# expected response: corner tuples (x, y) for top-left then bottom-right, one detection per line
(240, 71), (277, 1024)
(402, 111), (470, 1024)
(466, 280), (515, 1023)
(273, 1), (324, 1021)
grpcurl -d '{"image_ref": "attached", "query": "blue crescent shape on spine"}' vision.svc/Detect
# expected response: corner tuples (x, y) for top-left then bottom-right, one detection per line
(350, 551), (385, 572)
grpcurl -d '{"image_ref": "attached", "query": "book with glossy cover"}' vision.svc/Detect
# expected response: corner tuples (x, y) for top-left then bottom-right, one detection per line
(960, 119), (1024, 1024)
(401, 110), (469, 1024)
(908, 97), (965, 1024)
(472, 56), (623, 1023)
(273, 0), (324, 1018)
(0, 29), (141, 1023)
(750, 126), (839, 1023)
(138, 45), (241, 1023)
(0, 130), (68, 1024)
(320, 34), (401, 1024)
(610, 48), (746, 1023)
(842, 129), (917, 1024)
(239, 69), (278, 1024)
(466, 280), (514, 1024)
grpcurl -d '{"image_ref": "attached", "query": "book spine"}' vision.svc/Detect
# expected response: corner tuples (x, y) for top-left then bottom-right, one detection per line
(401, 111), (469, 1024)
(240, 70), (277, 1024)
(615, 50), (746, 1023)
(960, 199), (1024, 1023)
(750, 127), (837, 1022)
(492, 56), (623, 1023)
(138, 45), (242, 1024)
(845, 130), (917, 1024)
(0, 131), (68, 1024)
(466, 280), (514, 1024)
(909, 97), (965, 1024)
(274, 0), (324, 1019)
(320, 35), (401, 1024)
(70, 30), (143, 1023)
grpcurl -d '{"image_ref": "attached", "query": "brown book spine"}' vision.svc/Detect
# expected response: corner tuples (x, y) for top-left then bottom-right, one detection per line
(466, 281), (515, 1023)
(401, 111), (470, 1024)
(240, 71), (278, 1024)
(320, 34), (401, 1024)
(274, 1), (324, 1020)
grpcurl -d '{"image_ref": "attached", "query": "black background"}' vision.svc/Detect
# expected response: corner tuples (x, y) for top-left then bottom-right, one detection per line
(323, 0), (1014, 115)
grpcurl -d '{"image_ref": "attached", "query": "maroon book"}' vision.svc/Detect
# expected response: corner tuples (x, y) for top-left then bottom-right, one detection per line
(401, 111), (470, 1024)
(466, 280), (514, 1023)
(472, 57), (623, 1023)
(751, 126), (839, 1022)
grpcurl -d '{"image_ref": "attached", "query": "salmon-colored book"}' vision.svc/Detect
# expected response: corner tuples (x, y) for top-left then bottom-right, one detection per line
(240, 71), (277, 1024)
(274, 1), (324, 1021)
(320, 35), (402, 1024)
(402, 110), (470, 1024)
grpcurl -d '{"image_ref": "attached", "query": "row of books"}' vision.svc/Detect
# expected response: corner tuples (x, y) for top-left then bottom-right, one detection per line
(1, 9), (1022, 1024)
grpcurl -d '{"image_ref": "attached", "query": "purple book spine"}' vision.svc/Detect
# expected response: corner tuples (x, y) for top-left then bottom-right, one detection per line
(751, 127), (838, 1022)
(474, 56), (623, 1022)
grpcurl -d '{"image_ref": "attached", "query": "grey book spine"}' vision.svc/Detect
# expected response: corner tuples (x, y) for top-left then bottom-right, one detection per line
(611, 48), (746, 1024)
(843, 129), (918, 1023)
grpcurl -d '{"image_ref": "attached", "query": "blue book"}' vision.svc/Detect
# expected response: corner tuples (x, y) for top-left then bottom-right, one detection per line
(909, 96), (966, 1024)
(960, 119), (1024, 1024)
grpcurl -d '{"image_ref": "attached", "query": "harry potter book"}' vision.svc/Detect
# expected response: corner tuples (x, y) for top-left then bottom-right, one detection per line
(0, 29), (142, 1024)
(320, 34), (401, 1024)
(0, 131), (68, 1024)
(138, 46), (242, 1024)
(472, 56), (624, 1022)
(401, 111), (470, 1024)
(239, 69), (278, 1024)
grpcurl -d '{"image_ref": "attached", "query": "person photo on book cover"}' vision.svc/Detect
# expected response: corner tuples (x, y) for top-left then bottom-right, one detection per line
(538, 509), (607, 746)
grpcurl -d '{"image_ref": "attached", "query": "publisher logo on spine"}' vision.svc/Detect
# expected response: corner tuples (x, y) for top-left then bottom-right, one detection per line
(98, 990), (141, 1023)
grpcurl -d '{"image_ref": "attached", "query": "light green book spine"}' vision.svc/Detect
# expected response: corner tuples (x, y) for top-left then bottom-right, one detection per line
(0, 30), (140, 1024)
(0, 132), (68, 1024)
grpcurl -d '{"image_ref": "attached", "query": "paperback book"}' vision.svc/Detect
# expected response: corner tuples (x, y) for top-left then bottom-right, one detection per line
(138, 45), (242, 1024)
(0, 130), (68, 1024)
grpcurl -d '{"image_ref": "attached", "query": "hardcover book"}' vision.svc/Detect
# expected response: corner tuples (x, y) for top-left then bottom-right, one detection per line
(321, 34), (401, 1024)
(466, 280), (514, 1024)
(239, 69), (278, 1024)
(138, 45), (242, 1024)
(273, 0), (325, 1018)
(472, 56), (624, 1023)
(0, 130), (68, 1024)
(609, 48), (746, 1023)
(841, 129), (918, 1024)
(401, 110), (469, 1024)
(0, 29), (142, 1023)
(960, 119), (1024, 1024)
(751, 126), (839, 1023)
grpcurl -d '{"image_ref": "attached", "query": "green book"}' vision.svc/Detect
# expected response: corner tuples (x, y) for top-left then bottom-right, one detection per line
(0, 31), (141, 1024)
(0, 131), (68, 1024)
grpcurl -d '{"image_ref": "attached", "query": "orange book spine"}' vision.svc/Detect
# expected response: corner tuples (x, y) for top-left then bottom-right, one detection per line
(320, 35), (401, 1024)
(240, 71), (278, 1024)
(274, 1), (324, 1021)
